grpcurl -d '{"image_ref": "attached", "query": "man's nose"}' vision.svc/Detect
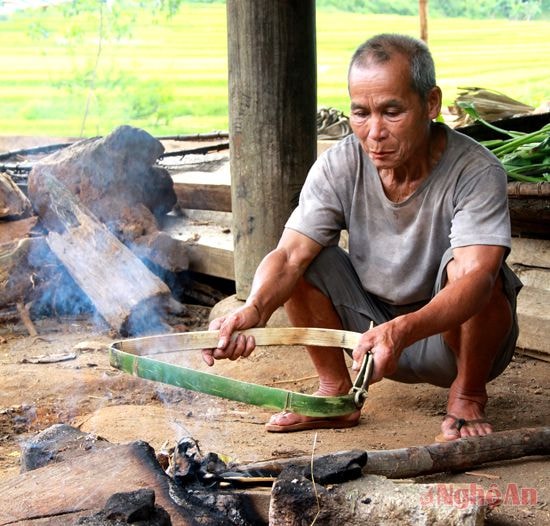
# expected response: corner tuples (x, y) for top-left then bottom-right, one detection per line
(368, 115), (386, 141)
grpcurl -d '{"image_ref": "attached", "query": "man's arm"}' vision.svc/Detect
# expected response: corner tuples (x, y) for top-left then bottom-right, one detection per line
(353, 244), (506, 381)
(201, 228), (323, 365)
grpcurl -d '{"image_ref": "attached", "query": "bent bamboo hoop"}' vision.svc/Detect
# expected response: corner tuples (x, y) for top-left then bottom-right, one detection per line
(109, 328), (364, 417)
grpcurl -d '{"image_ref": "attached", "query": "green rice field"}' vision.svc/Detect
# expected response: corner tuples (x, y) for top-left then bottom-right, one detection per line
(0, 3), (548, 137)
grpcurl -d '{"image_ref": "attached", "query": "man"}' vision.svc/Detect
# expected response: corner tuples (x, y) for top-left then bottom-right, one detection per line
(202, 33), (522, 442)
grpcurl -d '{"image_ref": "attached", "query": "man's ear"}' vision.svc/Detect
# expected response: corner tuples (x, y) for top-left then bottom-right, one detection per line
(427, 86), (443, 120)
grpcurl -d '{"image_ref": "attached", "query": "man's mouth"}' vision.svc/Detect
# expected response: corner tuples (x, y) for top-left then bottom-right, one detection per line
(369, 150), (392, 159)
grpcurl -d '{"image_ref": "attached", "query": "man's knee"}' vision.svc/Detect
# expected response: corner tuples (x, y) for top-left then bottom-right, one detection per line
(285, 276), (343, 328)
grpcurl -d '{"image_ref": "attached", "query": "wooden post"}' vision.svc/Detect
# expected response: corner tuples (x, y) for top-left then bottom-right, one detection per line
(419, 0), (429, 43)
(227, 0), (317, 299)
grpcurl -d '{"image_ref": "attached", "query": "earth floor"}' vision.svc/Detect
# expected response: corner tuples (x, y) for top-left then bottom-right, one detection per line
(0, 312), (548, 525)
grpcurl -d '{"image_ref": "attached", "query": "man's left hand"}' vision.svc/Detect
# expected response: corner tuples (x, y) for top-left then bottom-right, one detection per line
(352, 320), (405, 383)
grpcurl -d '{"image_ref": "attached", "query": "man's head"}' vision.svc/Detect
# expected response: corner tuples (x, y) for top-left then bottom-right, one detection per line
(347, 33), (442, 172)
(349, 33), (436, 103)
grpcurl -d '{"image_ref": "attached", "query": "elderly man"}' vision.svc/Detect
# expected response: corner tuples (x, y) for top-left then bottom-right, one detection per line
(202, 33), (522, 442)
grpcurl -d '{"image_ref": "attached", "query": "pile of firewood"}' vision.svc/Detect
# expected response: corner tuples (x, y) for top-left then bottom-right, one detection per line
(0, 126), (198, 336)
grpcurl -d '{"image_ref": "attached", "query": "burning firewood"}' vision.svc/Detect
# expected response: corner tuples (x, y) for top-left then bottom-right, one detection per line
(28, 125), (189, 275)
(17, 126), (193, 334)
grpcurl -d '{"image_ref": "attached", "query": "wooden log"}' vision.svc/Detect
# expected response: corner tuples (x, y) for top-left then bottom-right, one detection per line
(232, 427), (550, 479)
(0, 441), (224, 526)
(227, 0), (317, 298)
(27, 126), (190, 276)
(35, 172), (173, 334)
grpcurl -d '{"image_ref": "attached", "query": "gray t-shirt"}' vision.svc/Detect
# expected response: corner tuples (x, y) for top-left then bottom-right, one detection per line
(285, 124), (511, 305)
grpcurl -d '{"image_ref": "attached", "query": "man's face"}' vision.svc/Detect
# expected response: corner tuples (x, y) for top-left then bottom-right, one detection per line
(348, 55), (440, 171)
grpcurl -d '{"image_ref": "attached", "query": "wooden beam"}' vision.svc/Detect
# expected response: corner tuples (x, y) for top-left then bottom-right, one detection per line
(187, 242), (234, 281)
(170, 141), (340, 214)
(227, 0), (317, 299)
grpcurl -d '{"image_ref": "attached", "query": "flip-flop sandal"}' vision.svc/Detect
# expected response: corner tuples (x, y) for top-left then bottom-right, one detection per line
(265, 412), (359, 433)
(434, 413), (489, 443)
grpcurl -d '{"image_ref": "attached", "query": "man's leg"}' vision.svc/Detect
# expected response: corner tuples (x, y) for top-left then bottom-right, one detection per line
(265, 277), (361, 430)
(438, 261), (514, 440)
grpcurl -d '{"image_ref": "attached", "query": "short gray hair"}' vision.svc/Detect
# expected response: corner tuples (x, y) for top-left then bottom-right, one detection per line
(349, 34), (436, 102)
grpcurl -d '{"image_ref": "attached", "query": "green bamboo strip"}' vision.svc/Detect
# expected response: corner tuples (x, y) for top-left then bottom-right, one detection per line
(109, 328), (364, 417)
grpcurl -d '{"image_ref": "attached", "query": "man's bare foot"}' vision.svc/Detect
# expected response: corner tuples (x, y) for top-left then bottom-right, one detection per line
(265, 409), (361, 433)
(436, 384), (493, 442)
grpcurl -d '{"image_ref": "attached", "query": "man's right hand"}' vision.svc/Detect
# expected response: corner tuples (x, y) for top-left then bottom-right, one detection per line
(201, 304), (261, 366)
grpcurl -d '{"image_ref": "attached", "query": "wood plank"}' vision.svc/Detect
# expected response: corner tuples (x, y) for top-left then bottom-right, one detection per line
(162, 213), (234, 280)
(174, 182), (231, 212)
(0, 441), (197, 526)
(187, 242), (234, 280)
(509, 237), (550, 268)
(517, 286), (550, 355)
(512, 266), (550, 291)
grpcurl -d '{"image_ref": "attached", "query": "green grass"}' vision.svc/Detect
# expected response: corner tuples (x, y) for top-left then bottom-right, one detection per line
(0, 4), (548, 137)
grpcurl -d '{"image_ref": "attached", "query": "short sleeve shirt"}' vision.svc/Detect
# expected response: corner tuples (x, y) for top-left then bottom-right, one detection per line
(285, 124), (511, 305)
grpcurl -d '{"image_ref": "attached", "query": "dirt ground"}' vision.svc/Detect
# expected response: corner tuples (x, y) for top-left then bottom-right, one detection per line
(0, 308), (548, 525)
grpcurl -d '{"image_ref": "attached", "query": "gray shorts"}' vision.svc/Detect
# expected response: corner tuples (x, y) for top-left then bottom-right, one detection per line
(303, 246), (522, 388)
